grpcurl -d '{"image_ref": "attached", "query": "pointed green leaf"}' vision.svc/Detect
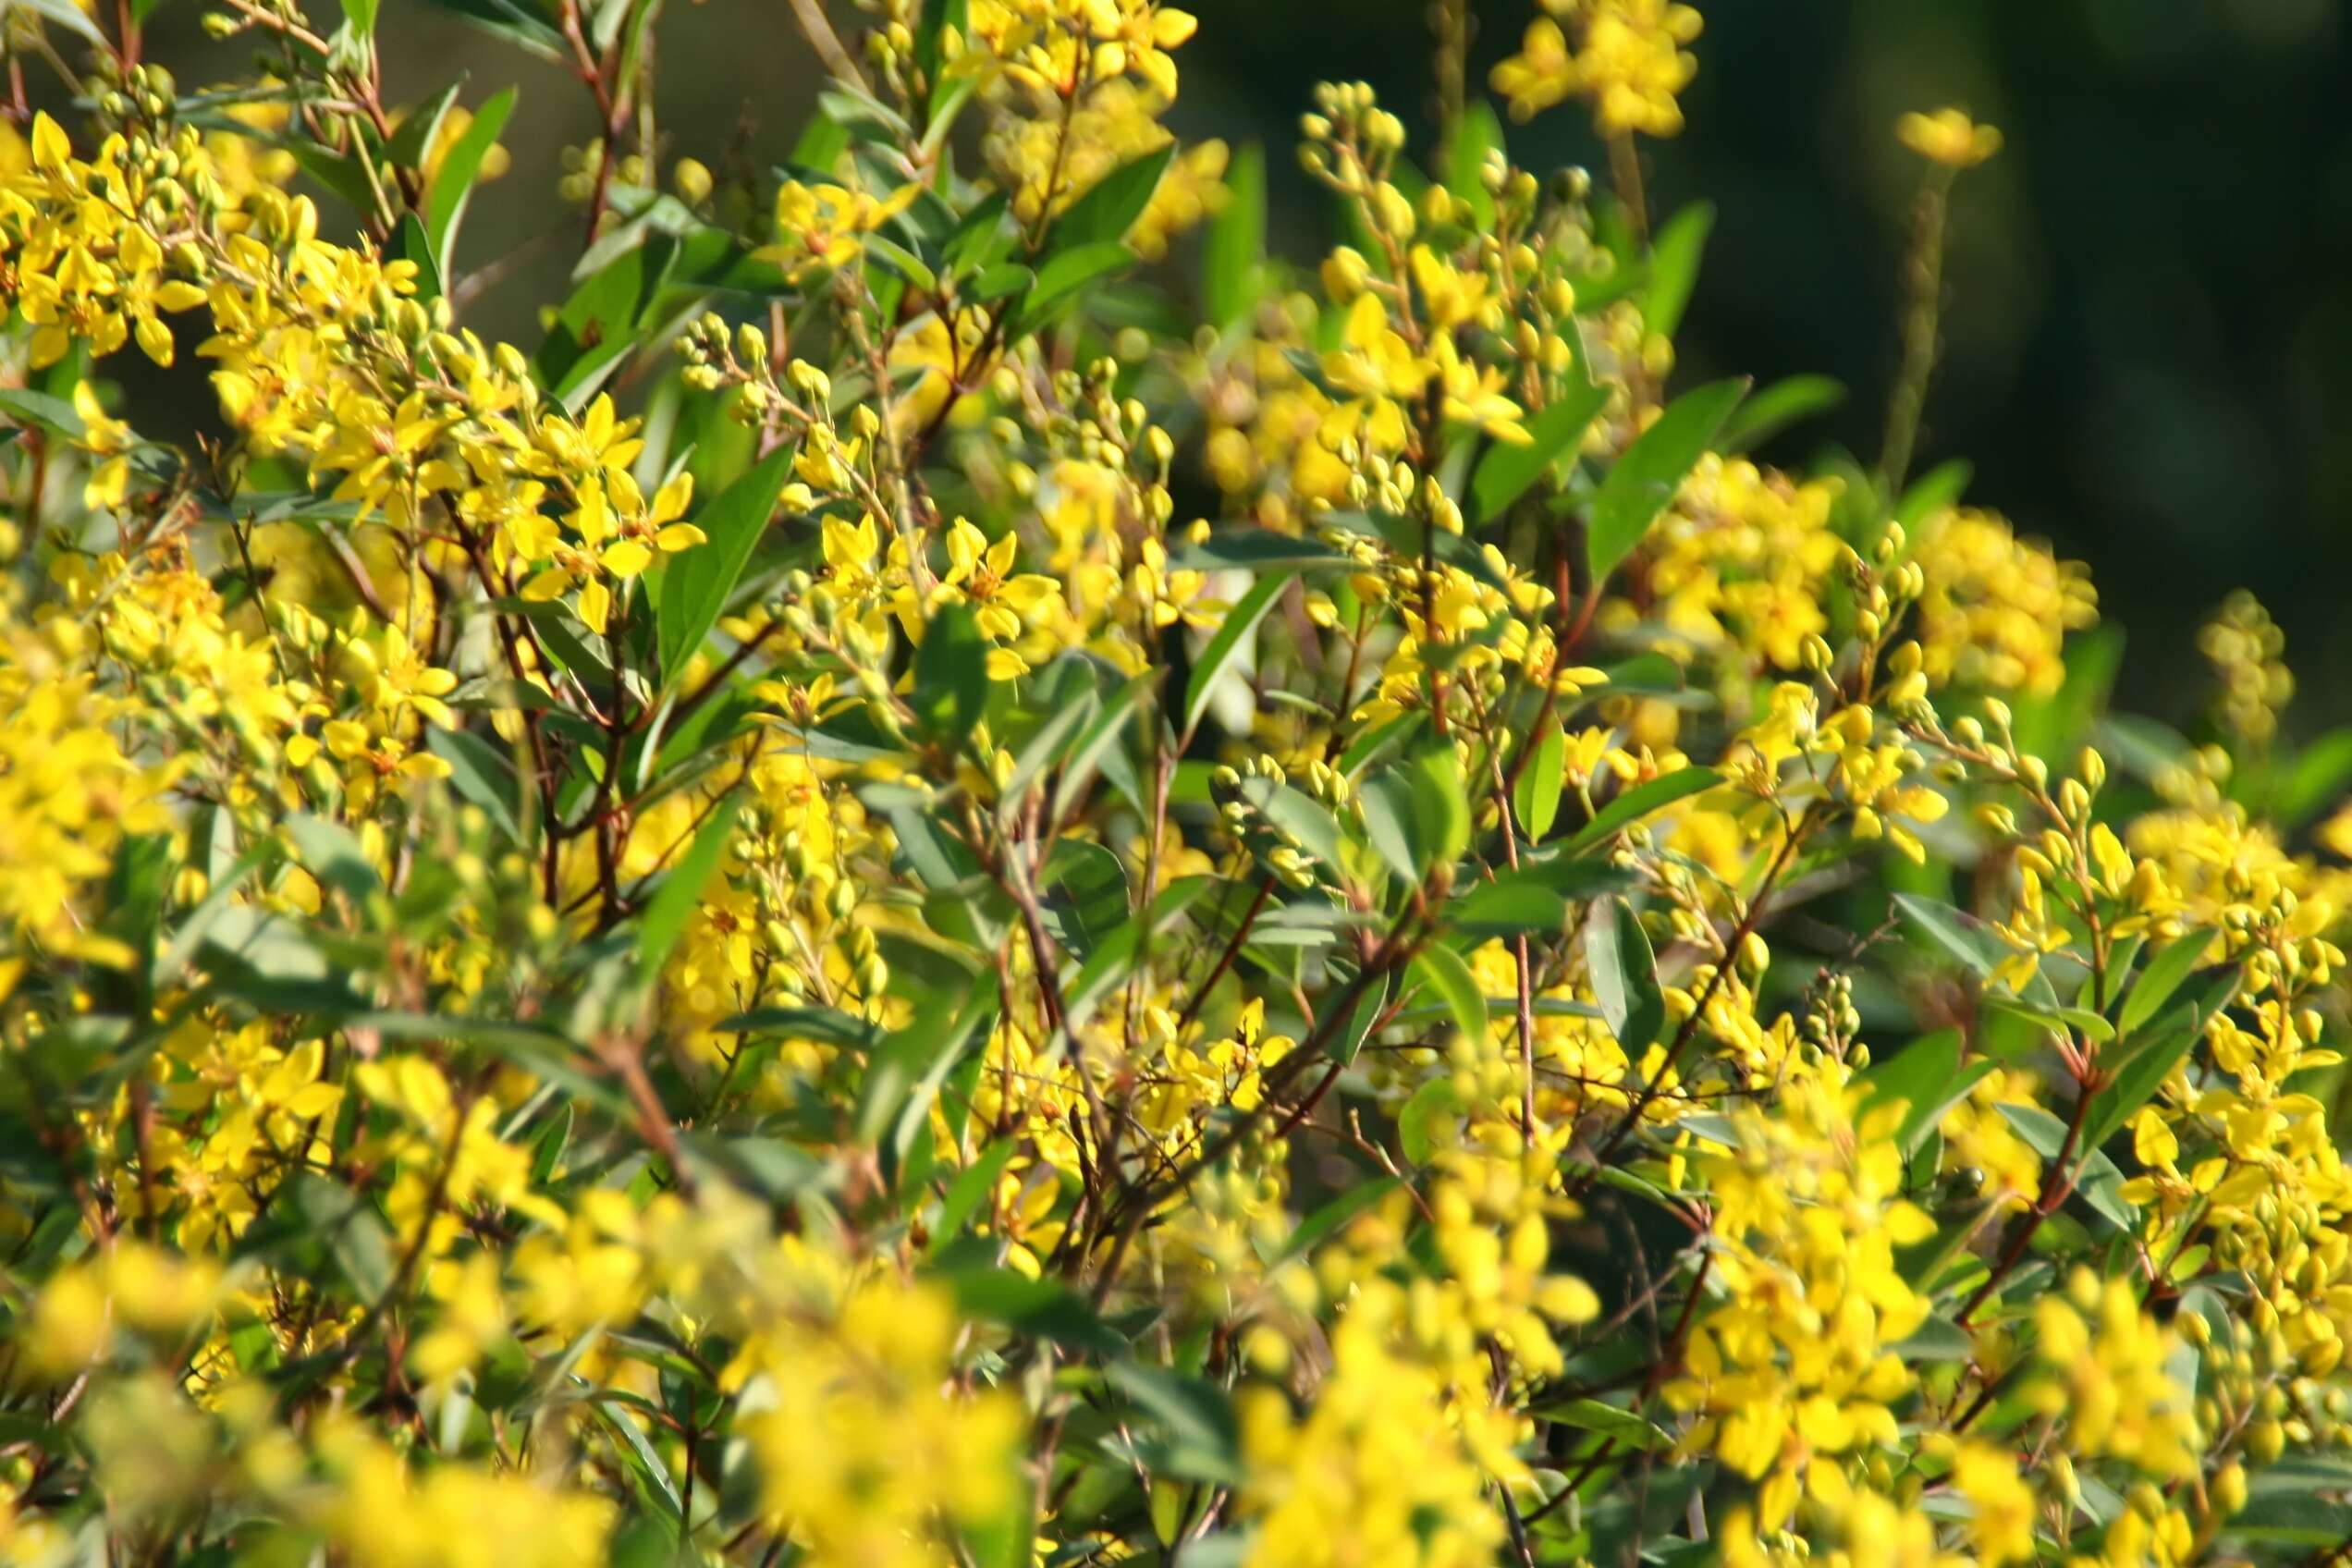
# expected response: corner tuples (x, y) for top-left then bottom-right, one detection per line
(1586, 378), (1746, 582)
(1644, 202), (1714, 339)
(653, 443), (791, 684)
(1721, 374), (1845, 453)
(2116, 930), (2216, 1037)
(1355, 772), (1421, 887)
(1587, 897), (1664, 1058)
(428, 727), (522, 843)
(1204, 142), (1266, 325)
(1515, 719), (1568, 843)
(285, 813), (380, 903)
(1106, 1363), (1241, 1485)
(913, 601), (992, 746)
(1994, 1101), (2137, 1231)
(635, 793), (741, 986)
(1472, 378), (1609, 523)
(424, 86), (517, 276)
(1048, 143), (1173, 248)
(1182, 569), (1293, 737)
(1017, 240), (1135, 332)
(1398, 1076), (1464, 1164)
(1563, 766), (1722, 853)
(1410, 941), (1487, 1047)
(1444, 100), (1506, 229)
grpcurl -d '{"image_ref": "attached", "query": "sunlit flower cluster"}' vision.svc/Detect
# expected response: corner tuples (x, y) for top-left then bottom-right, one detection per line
(0, 2), (2341, 1565)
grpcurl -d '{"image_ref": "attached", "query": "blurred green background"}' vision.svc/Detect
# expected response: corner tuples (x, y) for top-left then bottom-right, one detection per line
(132, 0), (2352, 729)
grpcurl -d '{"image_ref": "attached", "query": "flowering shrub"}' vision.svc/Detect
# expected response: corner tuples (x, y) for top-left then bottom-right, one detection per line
(0, 0), (2347, 1562)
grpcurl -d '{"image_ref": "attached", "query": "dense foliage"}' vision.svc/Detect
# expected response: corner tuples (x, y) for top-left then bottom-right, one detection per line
(1, 0), (2349, 1563)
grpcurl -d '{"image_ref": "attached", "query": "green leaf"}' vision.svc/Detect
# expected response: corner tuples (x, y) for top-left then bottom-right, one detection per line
(1204, 142), (1266, 324)
(1407, 734), (1470, 874)
(2115, 930), (2215, 1037)
(1182, 570), (1292, 737)
(1515, 719), (1567, 842)
(1036, 839), (1130, 960)
(946, 1268), (1123, 1356)
(2081, 1022), (2199, 1157)
(1398, 1076), (1463, 1164)
(1448, 879), (1569, 939)
(156, 844), (274, 986)
(199, 907), (356, 1014)
(1721, 374), (1845, 453)
(1544, 1398), (1675, 1452)
(1893, 892), (2016, 985)
(1860, 1029), (1993, 1156)
(913, 601), (992, 746)
(1587, 898), (1664, 1058)
(1893, 1316), (1978, 1363)
(968, 261), (1034, 302)
(634, 793), (741, 987)
(1047, 143), (1173, 249)
(1354, 772), (1421, 888)
(944, 191), (1014, 277)
(529, 1101), (573, 1186)
(1174, 532), (1352, 572)
(383, 83), (461, 173)
(285, 813), (380, 904)
(594, 1412), (686, 1529)
(1061, 877), (1212, 1035)
(1586, 378), (1746, 582)
(717, 1005), (882, 1050)
(1500, 852), (1634, 904)
(287, 1172), (394, 1302)
(427, 728), (522, 843)
(410, 0), (567, 59)
(863, 986), (996, 1173)
(930, 1141), (1018, 1257)
(90, 837), (170, 1010)
(15, 0), (104, 42)
(998, 689), (1097, 819)
(1236, 777), (1344, 874)
(424, 86), (517, 276)
(1861, 1027), (1958, 1119)
(1106, 1363), (1241, 1484)
(1563, 767), (1722, 853)
(280, 140), (382, 217)
(1017, 240), (1136, 331)
(1409, 941), (1487, 1047)
(2277, 729), (2352, 828)
(912, 0), (969, 98)
(1050, 672), (1149, 821)
(653, 443), (791, 684)
(395, 214), (443, 301)
(1273, 1176), (1400, 1262)
(1893, 459), (1972, 534)
(0, 387), (88, 438)
(1327, 974), (1391, 1067)
(1643, 202), (1714, 339)
(1448, 103), (1508, 223)
(866, 234), (938, 292)
(1994, 1102), (2137, 1231)
(2096, 712), (2191, 782)
(1471, 378), (1608, 524)
(339, 0), (379, 31)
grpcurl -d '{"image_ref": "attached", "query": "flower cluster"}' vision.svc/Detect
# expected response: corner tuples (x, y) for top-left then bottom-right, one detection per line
(0, 1), (2342, 1565)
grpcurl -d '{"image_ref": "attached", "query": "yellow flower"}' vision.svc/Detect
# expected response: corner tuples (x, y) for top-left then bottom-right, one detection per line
(71, 382), (133, 510)
(1952, 1443), (2036, 1565)
(758, 180), (922, 283)
(1493, 0), (1702, 137)
(1897, 106), (2003, 168)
